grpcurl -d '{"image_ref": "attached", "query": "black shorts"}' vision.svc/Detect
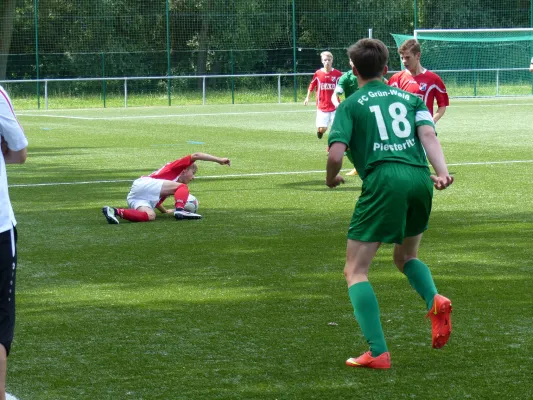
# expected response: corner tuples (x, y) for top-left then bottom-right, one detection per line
(0, 227), (17, 355)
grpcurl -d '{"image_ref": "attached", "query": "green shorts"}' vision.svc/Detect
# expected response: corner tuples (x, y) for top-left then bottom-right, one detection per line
(348, 162), (433, 244)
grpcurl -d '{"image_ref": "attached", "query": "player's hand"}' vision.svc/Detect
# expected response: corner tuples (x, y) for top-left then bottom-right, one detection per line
(431, 174), (454, 190)
(303, 98), (309, 106)
(218, 158), (231, 166)
(326, 175), (345, 188)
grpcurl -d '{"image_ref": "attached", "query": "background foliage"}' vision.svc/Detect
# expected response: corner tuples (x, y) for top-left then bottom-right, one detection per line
(1, 0), (532, 81)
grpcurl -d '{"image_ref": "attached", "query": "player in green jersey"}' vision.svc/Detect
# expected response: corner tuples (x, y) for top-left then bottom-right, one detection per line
(331, 59), (389, 177)
(326, 39), (454, 369)
(331, 60), (361, 176)
(332, 60), (360, 108)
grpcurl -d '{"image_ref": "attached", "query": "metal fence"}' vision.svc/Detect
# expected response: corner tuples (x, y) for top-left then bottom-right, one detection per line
(3, 68), (532, 110)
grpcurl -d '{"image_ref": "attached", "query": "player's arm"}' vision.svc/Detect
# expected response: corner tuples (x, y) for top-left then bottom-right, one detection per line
(433, 75), (449, 124)
(1, 138), (27, 164)
(332, 74), (346, 108)
(304, 75), (317, 105)
(326, 142), (346, 188)
(304, 89), (313, 106)
(433, 106), (446, 124)
(417, 125), (453, 190)
(154, 197), (173, 214)
(191, 153), (231, 166)
(529, 57), (533, 72)
(155, 204), (173, 215)
(332, 84), (345, 109)
(0, 94), (28, 164)
(326, 103), (352, 188)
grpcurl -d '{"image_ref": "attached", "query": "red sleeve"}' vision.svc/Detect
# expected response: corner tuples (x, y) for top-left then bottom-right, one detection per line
(308, 72), (318, 92)
(433, 75), (449, 107)
(388, 74), (398, 86)
(168, 155), (193, 173)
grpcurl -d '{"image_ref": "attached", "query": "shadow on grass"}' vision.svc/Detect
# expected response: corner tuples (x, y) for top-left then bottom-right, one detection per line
(279, 178), (361, 192)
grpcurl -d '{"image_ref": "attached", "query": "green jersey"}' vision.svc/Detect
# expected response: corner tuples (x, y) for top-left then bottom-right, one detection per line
(328, 80), (435, 180)
(335, 70), (359, 98)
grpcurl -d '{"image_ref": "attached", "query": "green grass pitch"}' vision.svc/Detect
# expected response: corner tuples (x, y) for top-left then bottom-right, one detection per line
(5, 98), (533, 399)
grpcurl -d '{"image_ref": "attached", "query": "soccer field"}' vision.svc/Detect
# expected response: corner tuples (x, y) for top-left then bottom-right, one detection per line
(7, 98), (533, 399)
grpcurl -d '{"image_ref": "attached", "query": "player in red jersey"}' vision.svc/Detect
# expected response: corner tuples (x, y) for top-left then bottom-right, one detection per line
(304, 51), (343, 139)
(102, 153), (230, 224)
(388, 39), (449, 124)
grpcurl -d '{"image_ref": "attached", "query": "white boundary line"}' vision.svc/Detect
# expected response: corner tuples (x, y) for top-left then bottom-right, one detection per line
(9, 159), (533, 188)
(16, 101), (533, 121)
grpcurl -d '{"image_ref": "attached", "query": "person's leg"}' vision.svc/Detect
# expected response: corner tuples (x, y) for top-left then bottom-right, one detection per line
(0, 344), (5, 400)
(316, 111), (329, 139)
(0, 228), (16, 400)
(394, 234), (452, 349)
(344, 240), (389, 358)
(120, 206), (154, 221)
(106, 178), (161, 223)
(160, 181), (188, 209)
(393, 234), (437, 310)
(160, 181), (201, 220)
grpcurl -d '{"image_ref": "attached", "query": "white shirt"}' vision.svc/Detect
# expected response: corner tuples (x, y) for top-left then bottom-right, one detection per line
(0, 85), (28, 233)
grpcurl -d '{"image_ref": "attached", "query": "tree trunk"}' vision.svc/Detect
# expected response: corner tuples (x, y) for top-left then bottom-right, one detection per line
(0, 0), (17, 80)
(196, 17), (209, 89)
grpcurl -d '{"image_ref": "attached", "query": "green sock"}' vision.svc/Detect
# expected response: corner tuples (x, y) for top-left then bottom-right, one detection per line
(348, 281), (388, 357)
(403, 259), (438, 310)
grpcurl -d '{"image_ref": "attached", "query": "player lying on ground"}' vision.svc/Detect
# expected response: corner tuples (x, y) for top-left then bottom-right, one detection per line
(102, 153), (230, 224)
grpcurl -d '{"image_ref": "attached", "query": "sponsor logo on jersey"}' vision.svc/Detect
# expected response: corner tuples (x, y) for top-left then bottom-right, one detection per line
(320, 83), (336, 90)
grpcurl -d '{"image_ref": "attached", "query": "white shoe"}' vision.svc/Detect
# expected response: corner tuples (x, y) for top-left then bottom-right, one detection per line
(102, 206), (119, 224)
(174, 208), (202, 220)
(345, 168), (358, 176)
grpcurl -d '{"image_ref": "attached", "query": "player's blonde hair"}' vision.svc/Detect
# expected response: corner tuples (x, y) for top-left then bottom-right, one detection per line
(320, 51), (333, 60)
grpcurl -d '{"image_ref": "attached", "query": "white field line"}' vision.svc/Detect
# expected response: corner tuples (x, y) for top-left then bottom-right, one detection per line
(16, 101), (533, 120)
(9, 159), (533, 188)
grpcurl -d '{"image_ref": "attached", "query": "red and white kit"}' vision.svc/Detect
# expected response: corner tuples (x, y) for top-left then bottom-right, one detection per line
(388, 69), (449, 116)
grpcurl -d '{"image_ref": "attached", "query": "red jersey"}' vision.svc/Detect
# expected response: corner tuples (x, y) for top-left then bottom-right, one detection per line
(146, 155), (193, 181)
(308, 68), (343, 112)
(388, 69), (449, 116)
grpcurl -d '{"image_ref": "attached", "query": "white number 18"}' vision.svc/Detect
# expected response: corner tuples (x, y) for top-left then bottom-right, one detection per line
(369, 102), (411, 141)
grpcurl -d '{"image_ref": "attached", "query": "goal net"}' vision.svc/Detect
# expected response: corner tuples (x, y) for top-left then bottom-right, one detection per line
(391, 29), (533, 96)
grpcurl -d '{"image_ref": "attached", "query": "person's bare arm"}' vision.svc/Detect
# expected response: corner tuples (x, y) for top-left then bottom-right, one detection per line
(433, 106), (446, 124)
(418, 125), (453, 190)
(325, 142), (346, 188)
(2, 138), (27, 164)
(155, 204), (173, 215)
(331, 90), (341, 108)
(190, 153), (231, 166)
(304, 89), (312, 106)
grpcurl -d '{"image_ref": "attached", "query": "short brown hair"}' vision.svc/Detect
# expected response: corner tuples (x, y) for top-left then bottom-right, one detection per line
(398, 39), (421, 55)
(347, 39), (389, 80)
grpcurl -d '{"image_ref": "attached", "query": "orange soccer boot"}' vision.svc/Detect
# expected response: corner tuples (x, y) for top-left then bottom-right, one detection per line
(345, 351), (391, 369)
(426, 294), (452, 349)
